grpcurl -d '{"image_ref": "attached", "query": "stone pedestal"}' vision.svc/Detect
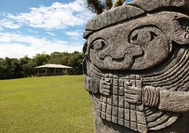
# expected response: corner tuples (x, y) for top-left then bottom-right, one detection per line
(83, 0), (189, 133)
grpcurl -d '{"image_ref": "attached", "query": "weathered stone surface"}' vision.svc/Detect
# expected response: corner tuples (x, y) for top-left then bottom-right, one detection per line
(129, 0), (189, 11)
(85, 5), (145, 31)
(83, 0), (189, 133)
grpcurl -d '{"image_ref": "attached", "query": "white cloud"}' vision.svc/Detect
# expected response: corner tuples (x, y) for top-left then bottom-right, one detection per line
(0, 0), (92, 58)
(0, 18), (21, 29)
(0, 32), (83, 58)
(66, 30), (83, 39)
(5, 0), (93, 30)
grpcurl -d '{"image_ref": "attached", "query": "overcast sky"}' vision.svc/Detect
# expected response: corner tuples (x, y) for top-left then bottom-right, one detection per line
(0, 0), (95, 58)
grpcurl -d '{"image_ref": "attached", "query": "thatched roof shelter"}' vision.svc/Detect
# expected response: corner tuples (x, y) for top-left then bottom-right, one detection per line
(35, 64), (72, 76)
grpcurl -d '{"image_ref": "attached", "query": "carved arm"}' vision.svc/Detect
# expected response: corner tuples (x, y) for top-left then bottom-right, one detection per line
(125, 85), (189, 113)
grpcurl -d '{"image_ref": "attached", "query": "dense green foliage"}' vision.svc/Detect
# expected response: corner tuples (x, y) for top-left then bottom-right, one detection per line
(86, 0), (105, 14)
(86, 0), (125, 15)
(0, 51), (84, 79)
(0, 75), (94, 133)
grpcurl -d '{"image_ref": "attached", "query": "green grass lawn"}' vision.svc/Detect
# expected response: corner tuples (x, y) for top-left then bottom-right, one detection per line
(0, 75), (94, 133)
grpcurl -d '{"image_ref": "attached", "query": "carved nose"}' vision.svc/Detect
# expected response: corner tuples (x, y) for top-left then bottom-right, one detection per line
(98, 44), (143, 60)
(111, 45), (127, 59)
(111, 44), (143, 59)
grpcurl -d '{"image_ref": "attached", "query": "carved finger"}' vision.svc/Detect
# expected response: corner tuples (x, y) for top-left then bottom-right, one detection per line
(125, 81), (132, 86)
(125, 93), (137, 100)
(102, 92), (109, 96)
(126, 86), (140, 91)
(105, 79), (110, 83)
(104, 81), (111, 85)
(103, 88), (110, 93)
(125, 94), (142, 104)
(103, 84), (110, 89)
(100, 80), (110, 87)
(125, 98), (138, 104)
(125, 89), (137, 95)
(101, 88), (110, 95)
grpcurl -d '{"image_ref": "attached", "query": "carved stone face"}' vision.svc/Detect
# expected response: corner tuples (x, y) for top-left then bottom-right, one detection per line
(88, 26), (143, 70)
(86, 12), (189, 71)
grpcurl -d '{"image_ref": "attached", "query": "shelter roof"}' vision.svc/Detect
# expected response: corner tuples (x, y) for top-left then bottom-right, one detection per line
(35, 64), (72, 69)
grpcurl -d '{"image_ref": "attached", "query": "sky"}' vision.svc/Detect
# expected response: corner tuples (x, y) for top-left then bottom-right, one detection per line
(0, 0), (94, 58)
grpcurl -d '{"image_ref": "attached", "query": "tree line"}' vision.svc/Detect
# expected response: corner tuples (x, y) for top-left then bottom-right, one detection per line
(0, 51), (84, 79)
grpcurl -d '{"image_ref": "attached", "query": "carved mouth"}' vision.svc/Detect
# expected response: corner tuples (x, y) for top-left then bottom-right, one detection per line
(112, 58), (125, 62)
(103, 55), (133, 70)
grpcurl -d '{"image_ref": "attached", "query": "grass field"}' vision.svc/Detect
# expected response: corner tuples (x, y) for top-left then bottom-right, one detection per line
(0, 75), (94, 133)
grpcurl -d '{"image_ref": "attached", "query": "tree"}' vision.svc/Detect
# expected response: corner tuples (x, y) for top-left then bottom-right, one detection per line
(86, 0), (125, 15)
(10, 58), (22, 78)
(27, 54), (50, 76)
(114, 0), (125, 7)
(0, 58), (22, 79)
(31, 53), (50, 66)
(49, 51), (84, 75)
(86, 0), (105, 15)
(49, 52), (70, 65)
(68, 51), (84, 75)
(20, 56), (31, 77)
(0, 58), (6, 79)
(105, 0), (113, 10)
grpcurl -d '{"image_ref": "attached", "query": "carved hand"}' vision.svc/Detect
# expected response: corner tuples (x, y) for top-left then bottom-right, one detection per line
(99, 79), (111, 96)
(125, 82), (142, 104)
(143, 86), (160, 107)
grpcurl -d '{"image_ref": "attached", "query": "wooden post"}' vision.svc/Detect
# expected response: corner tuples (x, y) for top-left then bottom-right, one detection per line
(46, 68), (48, 76)
(38, 68), (39, 76)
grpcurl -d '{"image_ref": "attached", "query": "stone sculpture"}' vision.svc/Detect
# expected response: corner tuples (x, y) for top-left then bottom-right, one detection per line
(83, 0), (189, 132)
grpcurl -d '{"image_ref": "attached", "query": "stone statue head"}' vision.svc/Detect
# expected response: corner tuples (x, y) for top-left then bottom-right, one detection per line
(83, 0), (189, 132)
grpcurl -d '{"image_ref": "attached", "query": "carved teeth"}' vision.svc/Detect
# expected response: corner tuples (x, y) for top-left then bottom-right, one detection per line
(185, 33), (189, 39)
(186, 26), (189, 32)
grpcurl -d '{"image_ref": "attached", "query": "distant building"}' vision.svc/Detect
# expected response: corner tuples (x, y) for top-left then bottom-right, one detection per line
(35, 64), (72, 76)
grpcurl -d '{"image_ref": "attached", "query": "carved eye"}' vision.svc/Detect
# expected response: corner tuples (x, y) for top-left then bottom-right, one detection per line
(131, 31), (158, 44)
(150, 31), (158, 40)
(178, 18), (189, 26)
(91, 39), (106, 50)
(82, 41), (87, 54)
(131, 34), (138, 42)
